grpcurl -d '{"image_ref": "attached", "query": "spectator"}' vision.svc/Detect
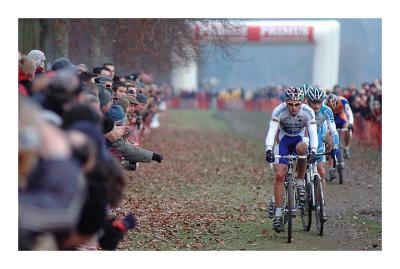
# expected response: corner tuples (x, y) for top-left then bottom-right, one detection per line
(19, 55), (36, 96)
(112, 81), (127, 99)
(19, 97), (86, 250)
(103, 63), (116, 80)
(98, 84), (113, 113)
(77, 63), (89, 73)
(27, 49), (46, 75)
(51, 57), (76, 72)
(100, 66), (112, 77)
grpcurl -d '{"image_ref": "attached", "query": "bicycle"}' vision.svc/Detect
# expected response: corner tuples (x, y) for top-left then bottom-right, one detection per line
(274, 154), (308, 243)
(300, 152), (334, 236)
(333, 128), (350, 184)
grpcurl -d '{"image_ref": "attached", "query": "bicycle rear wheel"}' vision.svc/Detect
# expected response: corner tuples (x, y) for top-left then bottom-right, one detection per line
(301, 181), (312, 231)
(314, 175), (324, 236)
(286, 177), (294, 243)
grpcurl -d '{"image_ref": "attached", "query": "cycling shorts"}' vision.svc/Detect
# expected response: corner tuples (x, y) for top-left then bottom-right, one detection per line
(334, 111), (348, 129)
(273, 135), (309, 164)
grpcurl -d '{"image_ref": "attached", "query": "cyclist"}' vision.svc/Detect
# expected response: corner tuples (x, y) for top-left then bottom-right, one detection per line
(299, 83), (313, 105)
(325, 93), (354, 161)
(306, 87), (340, 220)
(265, 86), (318, 232)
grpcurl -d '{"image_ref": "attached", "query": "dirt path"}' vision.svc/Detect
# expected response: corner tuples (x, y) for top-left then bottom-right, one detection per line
(218, 110), (382, 250)
(117, 109), (381, 250)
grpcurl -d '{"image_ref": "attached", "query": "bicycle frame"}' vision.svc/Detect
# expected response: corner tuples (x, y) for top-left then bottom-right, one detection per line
(274, 154), (307, 243)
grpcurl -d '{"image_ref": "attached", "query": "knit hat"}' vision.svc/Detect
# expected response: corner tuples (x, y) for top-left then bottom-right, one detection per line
(106, 104), (126, 125)
(136, 93), (147, 104)
(97, 84), (112, 109)
(52, 57), (76, 71)
(27, 50), (46, 67)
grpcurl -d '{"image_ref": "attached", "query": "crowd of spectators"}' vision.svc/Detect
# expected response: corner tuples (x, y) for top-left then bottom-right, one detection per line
(330, 80), (382, 124)
(214, 81), (382, 124)
(18, 49), (170, 250)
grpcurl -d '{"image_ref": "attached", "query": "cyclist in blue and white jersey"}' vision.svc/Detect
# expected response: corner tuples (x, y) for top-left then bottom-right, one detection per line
(265, 86), (318, 232)
(306, 87), (340, 220)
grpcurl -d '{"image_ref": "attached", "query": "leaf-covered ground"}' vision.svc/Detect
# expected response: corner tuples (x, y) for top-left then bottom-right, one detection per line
(116, 109), (381, 250)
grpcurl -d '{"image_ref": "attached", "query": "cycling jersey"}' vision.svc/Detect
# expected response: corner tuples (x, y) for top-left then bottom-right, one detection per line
(265, 102), (318, 154)
(314, 104), (339, 163)
(328, 96), (354, 125)
(315, 104), (339, 147)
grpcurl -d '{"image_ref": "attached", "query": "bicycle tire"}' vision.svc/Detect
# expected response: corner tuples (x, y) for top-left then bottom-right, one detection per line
(314, 175), (324, 236)
(301, 181), (312, 231)
(287, 176), (294, 243)
(338, 148), (344, 184)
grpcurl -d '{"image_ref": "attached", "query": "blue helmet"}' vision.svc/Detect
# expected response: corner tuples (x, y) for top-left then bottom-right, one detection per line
(307, 87), (326, 102)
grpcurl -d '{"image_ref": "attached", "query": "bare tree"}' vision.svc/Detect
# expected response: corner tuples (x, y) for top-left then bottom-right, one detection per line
(20, 19), (242, 73)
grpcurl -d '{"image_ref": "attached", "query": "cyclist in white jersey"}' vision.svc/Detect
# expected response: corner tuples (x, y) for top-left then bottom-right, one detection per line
(306, 87), (340, 220)
(265, 86), (318, 232)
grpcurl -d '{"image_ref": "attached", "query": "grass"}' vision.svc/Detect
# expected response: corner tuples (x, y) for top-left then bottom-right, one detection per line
(166, 109), (231, 132)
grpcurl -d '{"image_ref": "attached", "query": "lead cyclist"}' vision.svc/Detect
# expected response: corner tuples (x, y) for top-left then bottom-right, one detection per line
(306, 87), (340, 221)
(265, 86), (318, 232)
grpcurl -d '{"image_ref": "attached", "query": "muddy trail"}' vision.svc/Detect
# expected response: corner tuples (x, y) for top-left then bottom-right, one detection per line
(117, 109), (381, 250)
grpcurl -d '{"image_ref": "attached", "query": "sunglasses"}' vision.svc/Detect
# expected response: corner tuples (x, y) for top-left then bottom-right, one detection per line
(287, 102), (301, 107)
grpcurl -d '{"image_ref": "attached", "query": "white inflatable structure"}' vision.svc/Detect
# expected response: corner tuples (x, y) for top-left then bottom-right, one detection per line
(171, 20), (341, 91)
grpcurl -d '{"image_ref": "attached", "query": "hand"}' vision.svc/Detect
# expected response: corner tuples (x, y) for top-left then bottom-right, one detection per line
(330, 147), (339, 159)
(104, 126), (124, 143)
(307, 151), (317, 164)
(265, 150), (275, 163)
(152, 152), (163, 163)
(348, 124), (353, 132)
(125, 162), (136, 171)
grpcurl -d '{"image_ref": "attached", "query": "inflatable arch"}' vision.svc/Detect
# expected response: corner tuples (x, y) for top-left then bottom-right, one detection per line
(171, 20), (341, 92)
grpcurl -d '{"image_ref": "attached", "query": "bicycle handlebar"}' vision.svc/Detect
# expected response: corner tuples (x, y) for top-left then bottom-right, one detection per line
(274, 155), (308, 160)
(275, 152), (336, 167)
(315, 152), (331, 156)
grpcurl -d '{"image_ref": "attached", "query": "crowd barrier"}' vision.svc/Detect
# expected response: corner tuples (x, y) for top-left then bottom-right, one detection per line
(169, 93), (211, 109)
(168, 96), (382, 147)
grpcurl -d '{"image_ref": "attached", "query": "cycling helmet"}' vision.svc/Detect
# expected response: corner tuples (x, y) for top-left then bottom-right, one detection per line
(285, 86), (305, 101)
(307, 87), (326, 102)
(326, 94), (338, 108)
(299, 83), (313, 96)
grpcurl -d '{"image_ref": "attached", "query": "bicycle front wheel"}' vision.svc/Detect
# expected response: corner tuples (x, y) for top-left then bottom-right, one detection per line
(314, 175), (324, 236)
(286, 177), (294, 243)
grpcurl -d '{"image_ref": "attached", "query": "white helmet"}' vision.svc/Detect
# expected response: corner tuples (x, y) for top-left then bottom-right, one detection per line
(285, 86), (305, 101)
